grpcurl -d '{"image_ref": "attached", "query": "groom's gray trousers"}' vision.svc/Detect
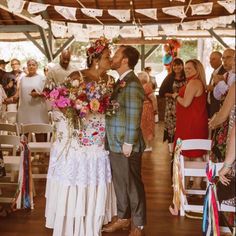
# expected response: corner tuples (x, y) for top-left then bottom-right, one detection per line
(109, 151), (146, 227)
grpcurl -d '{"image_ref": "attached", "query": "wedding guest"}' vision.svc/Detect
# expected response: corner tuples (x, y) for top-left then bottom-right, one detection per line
(144, 66), (157, 91)
(159, 58), (186, 154)
(206, 51), (226, 118)
(46, 49), (77, 86)
(172, 59), (208, 189)
(5, 59), (49, 124)
(138, 71), (157, 152)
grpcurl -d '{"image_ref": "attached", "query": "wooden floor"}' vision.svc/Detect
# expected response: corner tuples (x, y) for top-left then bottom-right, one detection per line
(0, 122), (202, 236)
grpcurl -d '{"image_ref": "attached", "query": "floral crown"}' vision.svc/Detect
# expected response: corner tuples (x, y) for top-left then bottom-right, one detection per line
(86, 36), (110, 64)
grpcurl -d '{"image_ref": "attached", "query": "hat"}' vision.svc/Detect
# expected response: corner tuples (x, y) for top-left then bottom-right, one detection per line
(0, 59), (9, 65)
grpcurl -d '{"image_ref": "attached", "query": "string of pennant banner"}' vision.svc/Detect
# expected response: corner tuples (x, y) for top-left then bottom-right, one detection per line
(3, 0), (236, 42)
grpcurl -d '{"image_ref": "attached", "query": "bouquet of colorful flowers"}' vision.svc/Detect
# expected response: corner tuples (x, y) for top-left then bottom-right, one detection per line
(43, 77), (113, 129)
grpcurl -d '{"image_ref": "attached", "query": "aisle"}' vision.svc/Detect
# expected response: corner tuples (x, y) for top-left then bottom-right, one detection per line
(0, 122), (202, 236)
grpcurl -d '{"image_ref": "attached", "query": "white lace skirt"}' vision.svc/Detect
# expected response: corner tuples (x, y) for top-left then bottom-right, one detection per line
(45, 140), (117, 236)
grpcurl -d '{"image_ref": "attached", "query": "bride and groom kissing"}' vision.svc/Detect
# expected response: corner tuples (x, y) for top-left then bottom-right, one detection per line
(45, 40), (146, 236)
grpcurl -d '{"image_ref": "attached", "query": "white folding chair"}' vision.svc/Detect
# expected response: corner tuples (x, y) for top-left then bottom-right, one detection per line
(20, 123), (53, 179)
(0, 123), (19, 136)
(0, 135), (21, 204)
(5, 111), (17, 124)
(0, 123), (20, 153)
(178, 139), (211, 216)
(0, 135), (34, 209)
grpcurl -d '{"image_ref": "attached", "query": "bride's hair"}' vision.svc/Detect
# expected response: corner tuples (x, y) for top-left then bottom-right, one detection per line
(86, 37), (110, 68)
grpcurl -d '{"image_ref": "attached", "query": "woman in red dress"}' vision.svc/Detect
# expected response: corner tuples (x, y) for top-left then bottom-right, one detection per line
(173, 59), (208, 186)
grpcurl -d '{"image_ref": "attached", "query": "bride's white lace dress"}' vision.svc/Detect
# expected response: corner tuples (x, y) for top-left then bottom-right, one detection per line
(45, 111), (117, 236)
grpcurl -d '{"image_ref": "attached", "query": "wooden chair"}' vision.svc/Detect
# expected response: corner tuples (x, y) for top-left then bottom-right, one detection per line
(20, 123), (53, 179)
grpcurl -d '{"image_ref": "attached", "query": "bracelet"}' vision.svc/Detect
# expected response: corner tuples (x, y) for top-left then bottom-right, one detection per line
(223, 163), (233, 169)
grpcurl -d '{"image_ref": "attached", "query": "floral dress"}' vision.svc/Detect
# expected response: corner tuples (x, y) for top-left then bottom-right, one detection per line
(45, 75), (117, 236)
(163, 79), (185, 143)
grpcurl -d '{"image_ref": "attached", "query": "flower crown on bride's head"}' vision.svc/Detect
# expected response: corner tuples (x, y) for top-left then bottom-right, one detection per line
(86, 36), (110, 66)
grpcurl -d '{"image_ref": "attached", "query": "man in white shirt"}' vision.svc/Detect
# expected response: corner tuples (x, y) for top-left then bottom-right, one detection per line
(46, 49), (77, 87)
(213, 48), (235, 101)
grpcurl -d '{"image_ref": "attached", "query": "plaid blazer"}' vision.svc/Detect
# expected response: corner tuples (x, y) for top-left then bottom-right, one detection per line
(105, 71), (145, 153)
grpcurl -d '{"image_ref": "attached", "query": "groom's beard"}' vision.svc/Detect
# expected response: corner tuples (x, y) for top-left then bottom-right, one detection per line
(111, 59), (122, 70)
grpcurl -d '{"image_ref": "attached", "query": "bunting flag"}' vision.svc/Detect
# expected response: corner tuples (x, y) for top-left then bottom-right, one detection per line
(108, 9), (130, 22)
(104, 25), (120, 39)
(181, 21), (200, 30)
(135, 8), (157, 20)
(31, 15), (49, 29)
(161, 23), (178, 35)
(86, 24), (104, 38)
(190, 3), (213, 15)
(54, 5), (77, 21)
(202, 162), (220, 236)
(27, 2), (49, 14)
(217, 0), (236, 14)
(119, 26), (141, 38)
(81, 8), (103, 18)
(7, 0), (25, 13)
(162, 6), (186, 19)
(51, 21), (68, 38)
(67, 23), (89, 42)
(142, 25), (159, 37)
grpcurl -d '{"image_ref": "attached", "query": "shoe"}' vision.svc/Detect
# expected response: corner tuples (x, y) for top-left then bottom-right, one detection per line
(144, 147), (152, 152)
(129, 227), (145, 236)
(102, 218), (130, 232)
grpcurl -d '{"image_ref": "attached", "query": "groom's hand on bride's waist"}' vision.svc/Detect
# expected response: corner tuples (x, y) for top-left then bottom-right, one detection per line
(122, 143), (133, 157)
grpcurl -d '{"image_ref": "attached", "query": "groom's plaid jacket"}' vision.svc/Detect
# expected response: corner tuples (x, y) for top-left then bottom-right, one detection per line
(105, 71), (145, 153)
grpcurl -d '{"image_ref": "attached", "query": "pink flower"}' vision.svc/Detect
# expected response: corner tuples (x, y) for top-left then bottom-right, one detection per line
(49, 89), (59, 99)
(56, 96), (71, 108)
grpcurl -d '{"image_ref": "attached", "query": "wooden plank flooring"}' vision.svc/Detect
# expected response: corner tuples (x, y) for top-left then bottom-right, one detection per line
(0, 122), (202, 236)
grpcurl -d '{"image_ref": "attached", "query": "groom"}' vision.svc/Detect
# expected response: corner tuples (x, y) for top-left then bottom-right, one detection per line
(104, 45), (146, 236)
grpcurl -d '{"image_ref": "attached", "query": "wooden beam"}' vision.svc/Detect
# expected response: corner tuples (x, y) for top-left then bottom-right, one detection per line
(36, 0), (53, 51)
(144, 45), (161, 60)
(0, 25), (38, 32)
(53, 36), (75, 59)
(0, 0), (44, 27)
(114, 38), (168, 45)
(141, 45), (145, 70)
(208, 28), (230, 48)
(38, 27), (53, 62)
(24, 32), (46, 56)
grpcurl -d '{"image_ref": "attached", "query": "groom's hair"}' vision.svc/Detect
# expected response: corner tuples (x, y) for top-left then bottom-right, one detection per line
(120, 45), (140, 70)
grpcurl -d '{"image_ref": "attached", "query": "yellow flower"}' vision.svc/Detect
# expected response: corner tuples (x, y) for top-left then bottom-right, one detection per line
(90, 99), (100, 112)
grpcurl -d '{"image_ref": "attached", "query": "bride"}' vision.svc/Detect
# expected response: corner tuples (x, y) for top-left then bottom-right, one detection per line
(45, 37), (116, 236)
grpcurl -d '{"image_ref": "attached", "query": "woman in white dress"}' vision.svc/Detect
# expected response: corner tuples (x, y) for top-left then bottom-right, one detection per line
(6, 59), (49, 124)
(45, 38), (116, 236)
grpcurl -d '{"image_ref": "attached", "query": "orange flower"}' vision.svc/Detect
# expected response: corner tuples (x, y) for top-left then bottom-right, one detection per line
(90, 99), (100, 112)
